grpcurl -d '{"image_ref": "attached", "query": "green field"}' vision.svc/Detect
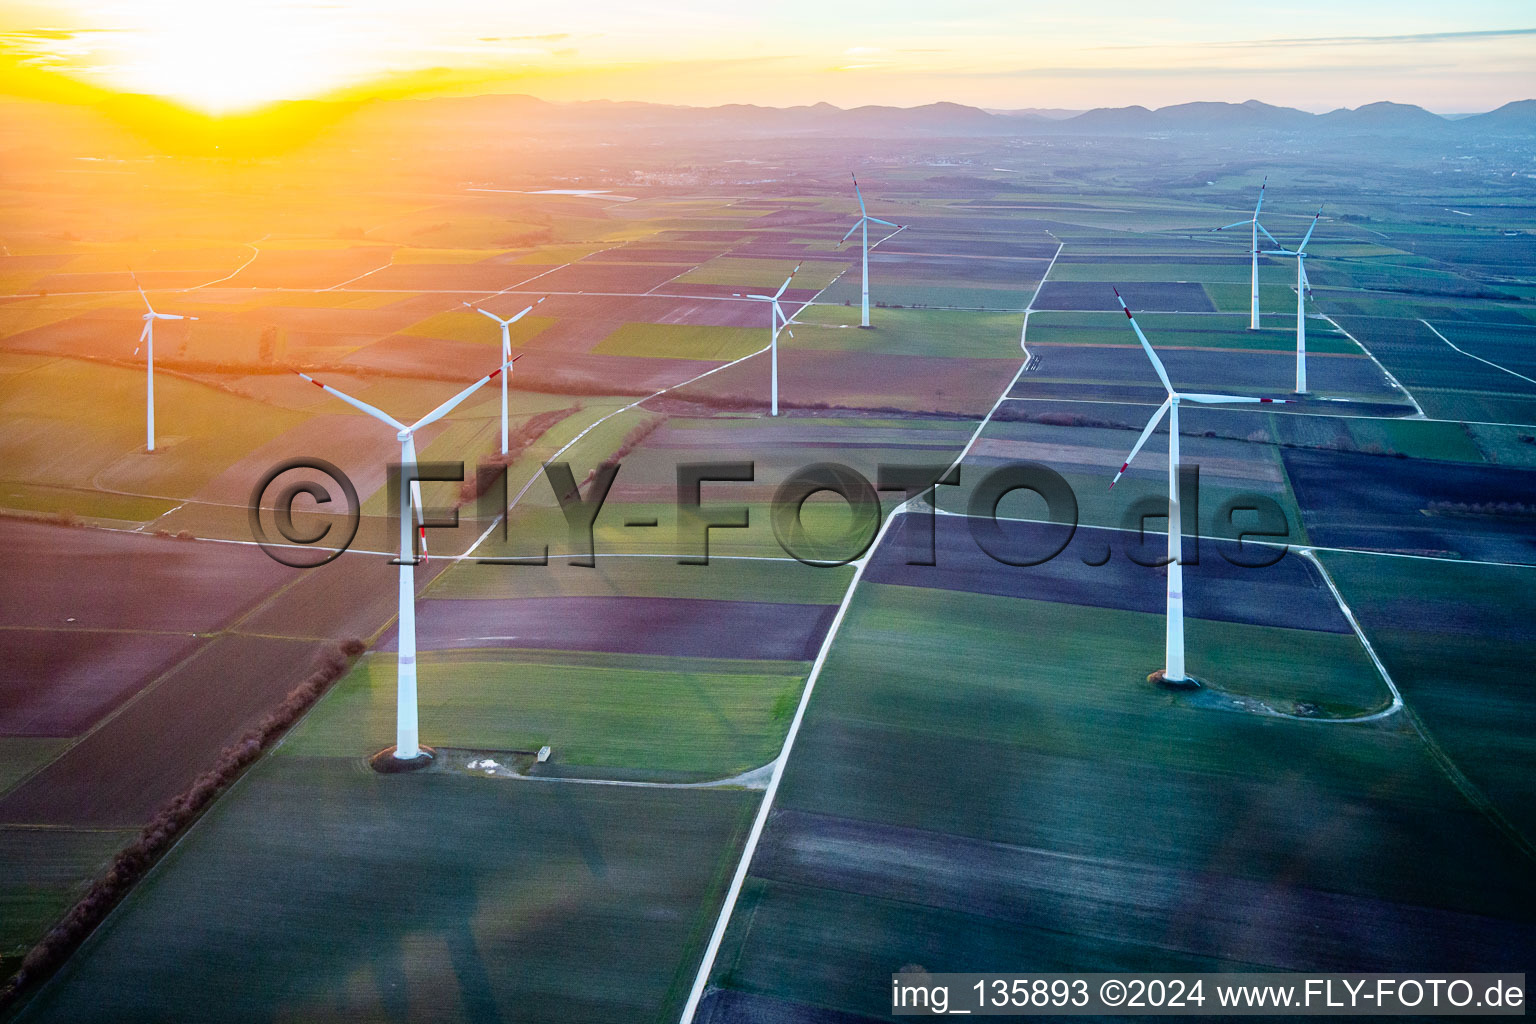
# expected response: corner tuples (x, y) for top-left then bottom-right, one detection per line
(284, 649), (807, 780)
(1317, 553), (1536, 841)
(19, 758), (754, 1024)
(791, 306), (1023, 358)
(678, 258), (844, 290)
(1027, 310), (1360, 355)
(592, 323), (764, 361)
(401, 310), (557, 346)
(428, 551), (854, 605)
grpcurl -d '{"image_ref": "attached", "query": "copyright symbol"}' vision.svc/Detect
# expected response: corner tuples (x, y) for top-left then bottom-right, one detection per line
(1100, 980), (1126, 1007)
(248, 457), (359, 568)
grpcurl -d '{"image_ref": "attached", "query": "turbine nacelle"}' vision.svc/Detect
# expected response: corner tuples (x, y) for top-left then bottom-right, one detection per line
(463, 294), (546, 328)
(842, 175), (901, 245)
(1211, 177), (1279, 252)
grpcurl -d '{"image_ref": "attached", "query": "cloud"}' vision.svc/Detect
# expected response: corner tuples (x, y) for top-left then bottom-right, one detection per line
(910, 62), (1461, 79)
(1098, 26), (1536, 51)
(477, 34), (572, 44)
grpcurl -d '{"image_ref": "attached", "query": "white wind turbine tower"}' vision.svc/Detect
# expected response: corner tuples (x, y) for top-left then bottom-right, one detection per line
(1262, 209), (1323, 394)
(296, 365), (503, 767)
(462, 296), (545, 453)
(131, 273), (197, 452)
(734, 263), (800, 416)
(842, 175), (899, 328)
(1213, 178), (1279, 331)
(1108, 289), (1286, 687)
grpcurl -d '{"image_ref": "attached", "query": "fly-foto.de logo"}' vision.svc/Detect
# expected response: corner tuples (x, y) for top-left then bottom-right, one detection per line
(249, 458), (1292, 570)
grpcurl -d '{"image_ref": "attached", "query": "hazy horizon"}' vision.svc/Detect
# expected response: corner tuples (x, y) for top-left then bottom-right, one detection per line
(1, 1), (1532, 117)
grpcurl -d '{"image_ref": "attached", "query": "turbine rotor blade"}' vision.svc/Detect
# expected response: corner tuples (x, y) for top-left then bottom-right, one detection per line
(409, 366), (504, 432)
(1297, 208), (1323, 254)
(1179, 392), (1287, 405)
(1253, 176), (1267, 217)
(296, 372), (409, 431)
(1214, 220), (1250, 232)
(1113, 288), (1174, 395)
(1110, 397), (1172, 489)
(852, 173), (866, 216)
(868, 217), (897, 227)
(840, 222), (862, 244)
(507, 295), (546, 324)
(773, 263), (802, 299)
(1257, 222), (1282, 248)
(130, 270), (154, 314)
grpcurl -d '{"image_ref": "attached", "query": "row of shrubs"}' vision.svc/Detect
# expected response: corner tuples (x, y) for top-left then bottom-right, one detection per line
(0, 509), (86, 529)
(579, 415), (668, 488)
(1426, 500), (1536, 519)
(998, 408), (1437, 459)
(0, 509), (201, 538)
(456, 405), (582, 505)
(0, 638), (366, 1012)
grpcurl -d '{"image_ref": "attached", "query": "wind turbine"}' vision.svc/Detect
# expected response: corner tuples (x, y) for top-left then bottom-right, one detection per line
(1108, 289), (1286, 687)
(734, 263), (800, 417)
(131, 273), (197, 452)
(842, 174), (899, 328)
(462, 296), (546, 453)
(296, 365), (503, 767)
(1213, 178), (1279, 331)
(1261, 209), (1323, 394)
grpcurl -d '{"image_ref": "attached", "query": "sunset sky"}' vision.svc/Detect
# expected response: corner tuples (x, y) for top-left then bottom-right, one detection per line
(0, 0), (1531, 115)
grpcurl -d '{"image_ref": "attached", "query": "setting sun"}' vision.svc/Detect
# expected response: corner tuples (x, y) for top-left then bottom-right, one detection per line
(58, 1), (379, 113)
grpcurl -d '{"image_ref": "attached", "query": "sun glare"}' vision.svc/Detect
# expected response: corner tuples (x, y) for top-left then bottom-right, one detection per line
(87, 1), (375, 113)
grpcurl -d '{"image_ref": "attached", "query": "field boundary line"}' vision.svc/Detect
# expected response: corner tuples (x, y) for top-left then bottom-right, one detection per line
(179, 238), (265, 291)
(1295, 549), (1402, 721)
(677, 235), (1062, 1023)
(1019, 235), (1062, 367)
(1304, 549), (1536, 863)
(320, 256), (394, 291)
(1318, 313), (1425, 418)
(995, 394), (1528, 428)
(1421, 318), (1536, 387)
(674, 502), (908, 1024)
